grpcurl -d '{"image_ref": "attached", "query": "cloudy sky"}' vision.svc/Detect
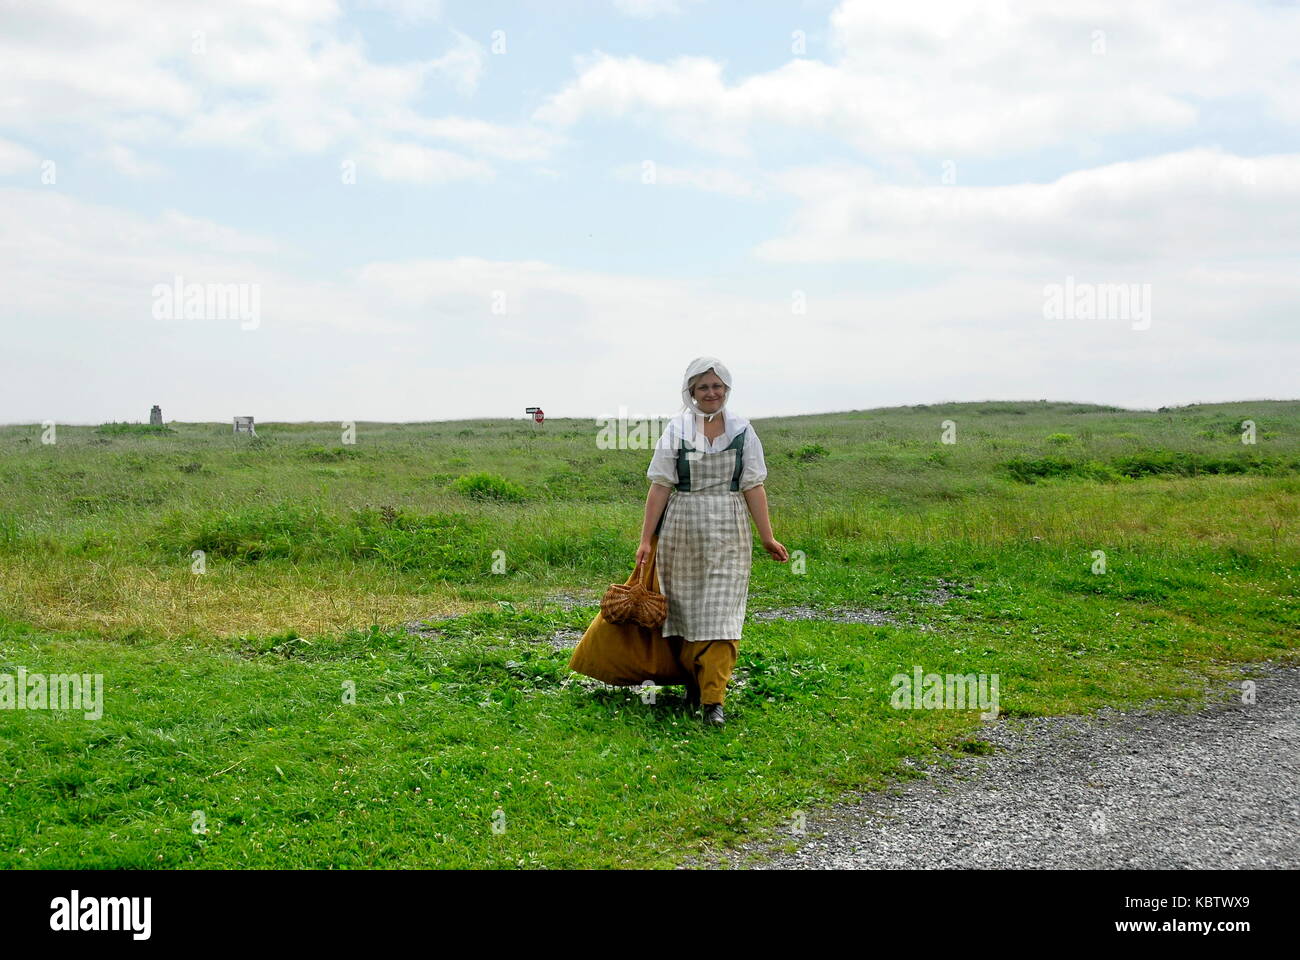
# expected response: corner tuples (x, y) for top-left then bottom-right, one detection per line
(1, 0), (1297, 425)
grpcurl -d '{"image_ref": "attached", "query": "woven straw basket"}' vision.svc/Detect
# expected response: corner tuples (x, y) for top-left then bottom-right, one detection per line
(600, 567), (667, 628)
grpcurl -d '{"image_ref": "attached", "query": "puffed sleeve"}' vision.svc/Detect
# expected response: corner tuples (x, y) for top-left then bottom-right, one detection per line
(739, 426), (767, 491)
(647, 420), (678, 488)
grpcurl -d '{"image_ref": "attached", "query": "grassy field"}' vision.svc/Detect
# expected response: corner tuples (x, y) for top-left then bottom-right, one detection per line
(1, 400), (1297, 868)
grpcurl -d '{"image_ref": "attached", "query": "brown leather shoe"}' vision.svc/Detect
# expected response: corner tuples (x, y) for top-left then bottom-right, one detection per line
(702, 703), (725, 726)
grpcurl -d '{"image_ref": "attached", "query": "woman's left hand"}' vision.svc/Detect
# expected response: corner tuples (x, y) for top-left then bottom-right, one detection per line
(762, 538), (789, 562)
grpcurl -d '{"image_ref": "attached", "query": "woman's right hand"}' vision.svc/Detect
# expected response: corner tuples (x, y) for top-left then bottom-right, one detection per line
(635, 540), (652, 569)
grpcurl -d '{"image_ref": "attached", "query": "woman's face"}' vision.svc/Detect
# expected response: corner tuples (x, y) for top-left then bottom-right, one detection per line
(692, 370), (727, 414)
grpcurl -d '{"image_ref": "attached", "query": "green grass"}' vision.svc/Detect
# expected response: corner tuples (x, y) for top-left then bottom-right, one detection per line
(0, 400), (1297, 867)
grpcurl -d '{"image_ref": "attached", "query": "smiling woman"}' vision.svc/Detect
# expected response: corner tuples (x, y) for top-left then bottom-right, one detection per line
(633, 356), (788, 726)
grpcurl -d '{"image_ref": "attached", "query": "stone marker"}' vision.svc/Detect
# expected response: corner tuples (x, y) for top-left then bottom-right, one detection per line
(149, 405), (162, 426)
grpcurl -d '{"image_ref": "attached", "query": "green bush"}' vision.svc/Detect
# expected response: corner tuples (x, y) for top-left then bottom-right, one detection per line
(301, 446), (361, 462)
(153, 502), (490, 578)
(790, 443), (830, 463)
(156, 501), (341, 562)
(1002, 450), (1299, 483)
(1001, 456), (1117, 483)
(1110, 449), (1288, 478)
(362, 510), (488, 576)
(94, 422), (176, 436)
(452, 472), (527, 502)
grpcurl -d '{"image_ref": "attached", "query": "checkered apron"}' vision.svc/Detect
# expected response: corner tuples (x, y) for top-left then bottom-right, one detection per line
(655, 429), (752, 642)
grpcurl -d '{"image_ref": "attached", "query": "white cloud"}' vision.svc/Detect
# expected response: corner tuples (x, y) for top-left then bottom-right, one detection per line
(535, 53), (756, 157)
(427, 29), (485, 97)
(757, 149), (1300, 269)
(0, 186), (390, 337)
(98, 143), (165, 178)
(536, 0), (1300, 157)
(153, 209), (282, 256)
(0, 138), (40, 176)
(352, 0), (443, 23)
(612, 0), (702, 17)
(611, 161), (762, 198)
(0, 0), (550, 182)
(355, 140), (495, 183)
(386, 114), (564, 163)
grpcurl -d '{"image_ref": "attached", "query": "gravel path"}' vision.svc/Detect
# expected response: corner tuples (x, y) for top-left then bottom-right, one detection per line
(692, 659), (1300, 869)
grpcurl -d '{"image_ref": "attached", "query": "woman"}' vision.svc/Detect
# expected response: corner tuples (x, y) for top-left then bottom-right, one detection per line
(638, 357), (788, 726)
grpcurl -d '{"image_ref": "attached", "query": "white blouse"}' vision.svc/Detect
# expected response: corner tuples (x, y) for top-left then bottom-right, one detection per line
(646, 410), (768, 491)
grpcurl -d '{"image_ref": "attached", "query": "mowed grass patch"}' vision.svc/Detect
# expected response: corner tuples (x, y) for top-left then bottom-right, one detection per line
(4, 588), (1287, 869)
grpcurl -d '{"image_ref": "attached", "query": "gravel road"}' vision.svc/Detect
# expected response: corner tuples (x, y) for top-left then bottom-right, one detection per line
(691, 659), (1300, 869)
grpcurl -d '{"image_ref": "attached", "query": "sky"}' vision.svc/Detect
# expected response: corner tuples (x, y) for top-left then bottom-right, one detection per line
(1, 0), (1297, 425)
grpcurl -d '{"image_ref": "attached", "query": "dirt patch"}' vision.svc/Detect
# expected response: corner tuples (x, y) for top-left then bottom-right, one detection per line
(918, 578), (967, 605)
(748, 578), (969, 629)
(750, 606), (902, 626)
(542, 592), (600, 611)
(546, 627), (585, 650)
(403, 620), (446, 639)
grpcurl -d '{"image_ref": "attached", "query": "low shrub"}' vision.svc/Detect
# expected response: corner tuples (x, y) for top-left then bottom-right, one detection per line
(452, 472), (528, 502)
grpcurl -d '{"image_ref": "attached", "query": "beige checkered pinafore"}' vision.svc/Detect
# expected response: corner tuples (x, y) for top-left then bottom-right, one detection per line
(655, 427), (752, 642)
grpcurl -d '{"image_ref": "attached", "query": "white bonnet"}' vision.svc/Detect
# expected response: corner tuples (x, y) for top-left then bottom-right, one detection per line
(679, 356), (732, 421)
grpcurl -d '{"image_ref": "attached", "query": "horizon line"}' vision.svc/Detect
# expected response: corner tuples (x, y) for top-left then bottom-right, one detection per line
(4, 397), (1298, 428)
